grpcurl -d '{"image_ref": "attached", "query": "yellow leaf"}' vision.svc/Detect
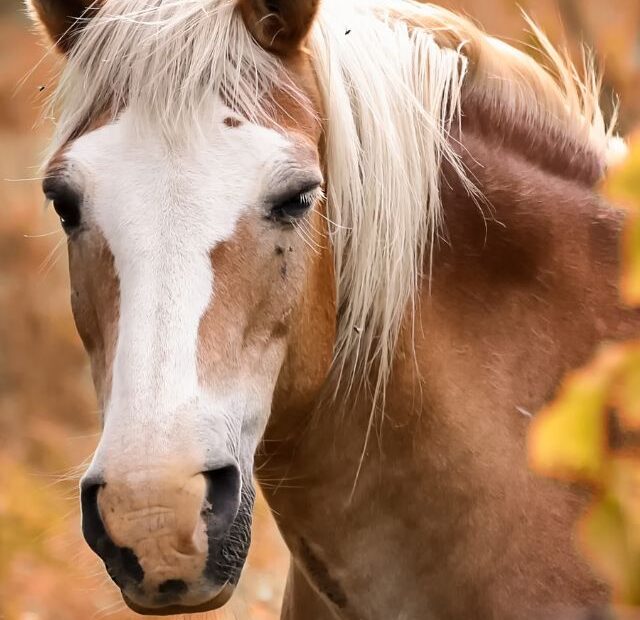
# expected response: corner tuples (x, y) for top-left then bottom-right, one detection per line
(611, 458), (640, 551)
(622, 212), (640, 306)
(613, 343), (640, 429)
(581, 494), (629, 593)
(529, 347), (625, 482)
(604, 131), (640, 209)
(581, 458), (640, 605)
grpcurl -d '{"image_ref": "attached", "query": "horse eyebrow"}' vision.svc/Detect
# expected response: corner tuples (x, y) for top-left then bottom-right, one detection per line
(43, 152), (69, 184)
(265, 163), (323, 204)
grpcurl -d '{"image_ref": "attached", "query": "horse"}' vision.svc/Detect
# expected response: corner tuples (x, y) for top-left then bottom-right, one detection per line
(26, 0), (637, 617)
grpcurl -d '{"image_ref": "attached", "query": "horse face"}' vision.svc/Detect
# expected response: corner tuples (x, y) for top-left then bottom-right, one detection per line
(33, 0), (325, 613)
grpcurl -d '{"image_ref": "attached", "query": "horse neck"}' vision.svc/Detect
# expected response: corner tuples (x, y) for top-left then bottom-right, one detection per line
(257, 109), (637, 617)
(261, 99), (632, 487)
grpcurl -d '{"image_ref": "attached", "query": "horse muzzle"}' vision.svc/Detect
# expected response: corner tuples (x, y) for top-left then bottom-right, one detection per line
(80, 463), (253, 614)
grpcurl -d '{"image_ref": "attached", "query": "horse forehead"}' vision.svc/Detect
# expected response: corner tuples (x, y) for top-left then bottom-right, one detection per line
(69, 108), (290, 191)
(63, 106), (302, 249)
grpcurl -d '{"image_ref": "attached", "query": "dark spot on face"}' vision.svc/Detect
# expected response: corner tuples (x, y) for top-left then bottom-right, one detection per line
(298, 538), (348, 609)
(275, 245), (285, 255)
(223, 117), (242, 128)
(288, 246), (293, 253)
(272, 321), (288, 339)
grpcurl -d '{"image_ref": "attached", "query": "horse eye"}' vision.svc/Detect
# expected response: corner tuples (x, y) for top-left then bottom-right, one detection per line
(43, 179), (82, 234)
(270, 186), (320, 224)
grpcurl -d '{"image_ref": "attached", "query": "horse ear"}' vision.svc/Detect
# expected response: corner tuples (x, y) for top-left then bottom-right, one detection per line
(239, 0), (320, 55)
(26, 0), (98, 54)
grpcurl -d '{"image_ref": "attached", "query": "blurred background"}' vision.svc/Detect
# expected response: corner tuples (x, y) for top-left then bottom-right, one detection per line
(0, 0), (639, 619)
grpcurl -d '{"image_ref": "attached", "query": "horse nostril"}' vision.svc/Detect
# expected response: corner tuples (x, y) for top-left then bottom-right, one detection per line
(80, 478), (107, 555)
(80, 478), (144, 586)
(158, 579), (188, 596)
(204, 464), (242, 537)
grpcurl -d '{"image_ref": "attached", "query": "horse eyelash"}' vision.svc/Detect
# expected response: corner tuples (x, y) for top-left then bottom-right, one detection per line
(300, 185), (324, 207)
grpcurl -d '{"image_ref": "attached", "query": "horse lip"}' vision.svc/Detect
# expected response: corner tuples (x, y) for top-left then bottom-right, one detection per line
(122, 582), (234, 616)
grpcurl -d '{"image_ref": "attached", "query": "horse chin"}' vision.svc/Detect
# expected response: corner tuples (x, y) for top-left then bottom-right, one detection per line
(122, 583), (235, 616)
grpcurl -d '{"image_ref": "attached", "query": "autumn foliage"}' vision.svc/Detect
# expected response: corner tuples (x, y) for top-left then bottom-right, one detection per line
(529, 135), (640, 609)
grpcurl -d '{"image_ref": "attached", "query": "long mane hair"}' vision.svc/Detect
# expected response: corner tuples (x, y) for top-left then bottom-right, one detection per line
(47, 0), (614, 419)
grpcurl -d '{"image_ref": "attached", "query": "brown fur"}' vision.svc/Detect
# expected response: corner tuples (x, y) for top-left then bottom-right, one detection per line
(67, 229), (119, 415)
(239, 0), (320, 55)
(461, 95), (605, 186)
(257, 113), (638, 619)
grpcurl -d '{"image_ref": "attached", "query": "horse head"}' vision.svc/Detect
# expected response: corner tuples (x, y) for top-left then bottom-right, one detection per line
(29, 0), (334, 612)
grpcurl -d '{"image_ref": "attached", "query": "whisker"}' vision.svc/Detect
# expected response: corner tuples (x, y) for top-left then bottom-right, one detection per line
(92, 598), (128, 620)
(292, 220), (322, 254)
(3, 175), (49, 182)
(24, 230), (63, 239)
(37, 237), (67, 278)
(301, 215), (330, 246)
(316, 208), (350, 231)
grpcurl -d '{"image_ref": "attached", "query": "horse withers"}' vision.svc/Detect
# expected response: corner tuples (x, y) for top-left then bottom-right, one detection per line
(28, 0), (635, 617)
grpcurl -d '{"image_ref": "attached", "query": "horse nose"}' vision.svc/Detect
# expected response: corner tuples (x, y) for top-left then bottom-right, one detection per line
(80, 463), (241, 608)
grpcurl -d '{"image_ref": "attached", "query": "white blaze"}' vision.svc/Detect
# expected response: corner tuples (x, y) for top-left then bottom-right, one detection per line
(68, 100), (291, 474)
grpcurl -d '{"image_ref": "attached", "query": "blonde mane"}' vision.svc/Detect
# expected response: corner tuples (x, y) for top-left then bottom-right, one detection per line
(47, 0), (614, 417)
